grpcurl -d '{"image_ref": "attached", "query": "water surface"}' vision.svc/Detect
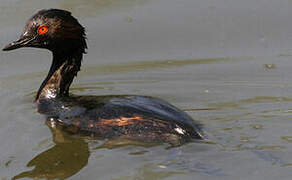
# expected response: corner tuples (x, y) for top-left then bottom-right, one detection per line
(1, 0), (292, 179)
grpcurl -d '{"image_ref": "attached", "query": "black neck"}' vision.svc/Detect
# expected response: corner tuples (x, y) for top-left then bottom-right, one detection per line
(35, 51), (82, 101)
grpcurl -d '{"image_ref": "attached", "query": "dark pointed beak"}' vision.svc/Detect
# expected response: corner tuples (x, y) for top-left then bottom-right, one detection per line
(3, 35), (36, 51)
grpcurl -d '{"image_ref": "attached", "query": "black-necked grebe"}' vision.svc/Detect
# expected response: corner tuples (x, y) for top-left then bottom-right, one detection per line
(3, 9), (203, 145)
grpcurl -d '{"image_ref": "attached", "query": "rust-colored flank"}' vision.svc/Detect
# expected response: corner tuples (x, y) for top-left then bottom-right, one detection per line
(97, 116), (146, 126)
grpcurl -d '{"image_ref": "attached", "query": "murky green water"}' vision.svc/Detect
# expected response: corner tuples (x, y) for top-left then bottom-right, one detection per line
(1, 0), (292, 179)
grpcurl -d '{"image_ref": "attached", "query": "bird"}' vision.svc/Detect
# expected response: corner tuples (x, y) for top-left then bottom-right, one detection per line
(3, 9), (203, 146)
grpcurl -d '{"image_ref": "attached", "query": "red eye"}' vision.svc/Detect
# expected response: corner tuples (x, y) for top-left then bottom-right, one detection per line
(37, 25), (48, 35)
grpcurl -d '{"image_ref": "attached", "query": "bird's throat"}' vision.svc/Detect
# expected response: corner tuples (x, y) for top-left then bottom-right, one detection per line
(36, 52), (82, 101)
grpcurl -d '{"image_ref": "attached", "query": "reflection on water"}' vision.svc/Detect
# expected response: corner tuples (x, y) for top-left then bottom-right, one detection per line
(13, 126), (90, 179)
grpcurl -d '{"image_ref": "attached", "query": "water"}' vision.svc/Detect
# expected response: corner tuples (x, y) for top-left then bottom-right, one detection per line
(1, 0), (292, 179)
